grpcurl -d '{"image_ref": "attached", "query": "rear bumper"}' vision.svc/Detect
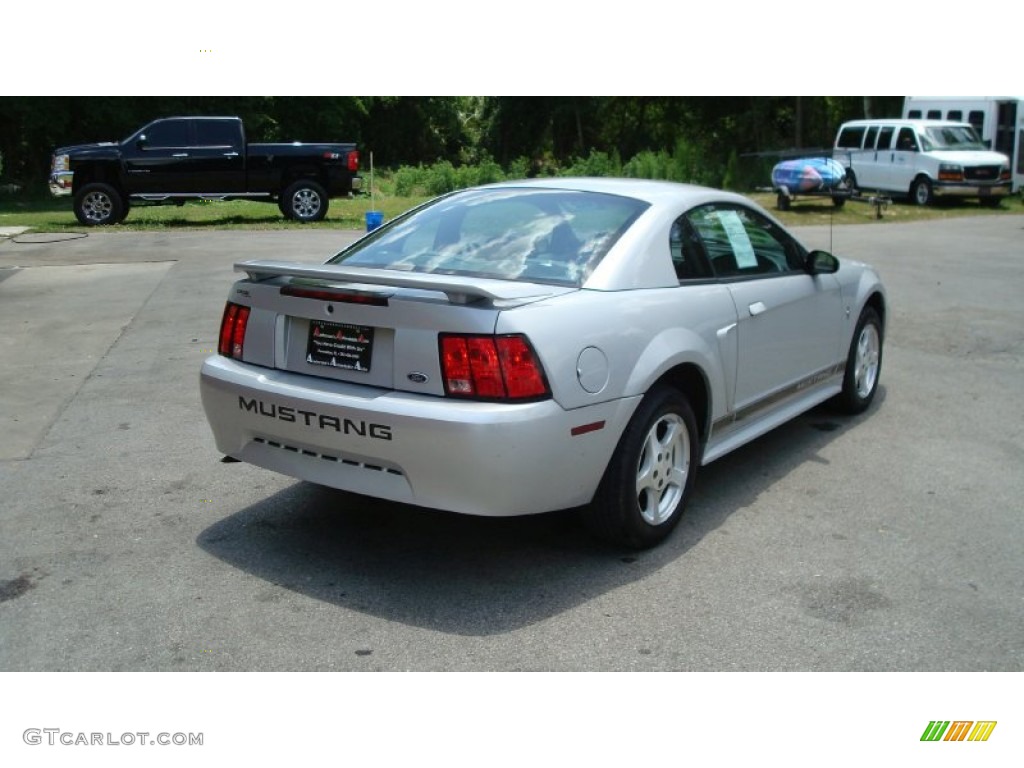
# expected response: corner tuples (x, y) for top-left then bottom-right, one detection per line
(199, 356), (637, 516)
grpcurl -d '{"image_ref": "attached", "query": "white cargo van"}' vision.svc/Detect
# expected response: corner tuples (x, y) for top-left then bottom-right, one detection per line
(833, 119), (1012, 206)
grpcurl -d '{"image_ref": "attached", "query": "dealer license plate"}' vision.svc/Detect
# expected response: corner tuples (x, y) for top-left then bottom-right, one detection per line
(306, 320), (374, 372)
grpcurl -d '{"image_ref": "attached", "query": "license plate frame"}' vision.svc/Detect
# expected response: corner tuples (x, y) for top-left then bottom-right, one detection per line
(306, 320), (374, 373)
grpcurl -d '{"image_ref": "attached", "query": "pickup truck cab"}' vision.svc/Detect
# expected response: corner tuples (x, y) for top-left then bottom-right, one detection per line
(833, 119), (1011, 206)
(49, 116), (362, 224)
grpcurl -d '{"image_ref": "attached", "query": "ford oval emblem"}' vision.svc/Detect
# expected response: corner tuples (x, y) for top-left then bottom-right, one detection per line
(407, 372), (429, 384)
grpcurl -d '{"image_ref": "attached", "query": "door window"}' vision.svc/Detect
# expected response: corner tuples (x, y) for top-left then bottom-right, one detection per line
(896, 127), (919, 151)
(144, 120), (190, 148)
(685, 205), (804, 278)
(668, 217), (712, 281)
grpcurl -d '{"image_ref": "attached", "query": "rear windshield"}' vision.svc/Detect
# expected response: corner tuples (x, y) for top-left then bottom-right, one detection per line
(330, 187), (649, 286)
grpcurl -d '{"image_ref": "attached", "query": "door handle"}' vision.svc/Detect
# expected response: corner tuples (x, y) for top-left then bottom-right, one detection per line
(172, 153), (189, 158)
(748, 301), (767, 316)
(223, 151), (239, 157)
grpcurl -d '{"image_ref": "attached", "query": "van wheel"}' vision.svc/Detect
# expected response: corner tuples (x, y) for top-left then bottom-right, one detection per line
(845, 170), (858, 194)
(911, 177), (933, 206)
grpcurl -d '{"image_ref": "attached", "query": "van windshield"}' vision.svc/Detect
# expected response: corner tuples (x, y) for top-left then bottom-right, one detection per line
(920, 125), (986, 151)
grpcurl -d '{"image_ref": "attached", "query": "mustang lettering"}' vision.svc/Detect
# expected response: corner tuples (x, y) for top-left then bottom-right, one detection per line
(238, 396), (393, 440)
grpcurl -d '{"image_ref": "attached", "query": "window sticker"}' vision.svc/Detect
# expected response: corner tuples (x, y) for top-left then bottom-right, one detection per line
(715, 210), (757, 269)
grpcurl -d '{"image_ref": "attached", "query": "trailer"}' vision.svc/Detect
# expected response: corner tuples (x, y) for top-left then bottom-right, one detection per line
(753, 150), (891, 218)
(770, 156), (850, 211)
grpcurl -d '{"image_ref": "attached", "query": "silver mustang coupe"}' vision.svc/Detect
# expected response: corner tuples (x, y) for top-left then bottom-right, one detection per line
(200, 178), (885, 548)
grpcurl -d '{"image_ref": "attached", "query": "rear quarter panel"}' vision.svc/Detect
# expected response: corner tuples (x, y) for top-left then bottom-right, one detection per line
(495, 285), (735, 416)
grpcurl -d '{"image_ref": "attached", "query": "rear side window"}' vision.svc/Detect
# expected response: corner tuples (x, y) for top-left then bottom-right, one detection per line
(195, 120), (241, 147)
(968, 110), (985, 133)
(907, 110), (922, 119)
(331, 188), (649, 287)
(876, 126), (895, 150)
(927, 110), (942, 119)
(836, 126), (865, 148)
(864, 125), (879, 149)
(947, 110), (962, 121)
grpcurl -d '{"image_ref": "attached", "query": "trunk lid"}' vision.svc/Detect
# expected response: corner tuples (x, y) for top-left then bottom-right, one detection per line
(233, 259), (575, 397)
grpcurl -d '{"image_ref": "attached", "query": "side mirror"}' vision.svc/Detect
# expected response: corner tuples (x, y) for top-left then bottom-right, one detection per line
(135, 135), (147, 150)
(807, 250), (839, 275)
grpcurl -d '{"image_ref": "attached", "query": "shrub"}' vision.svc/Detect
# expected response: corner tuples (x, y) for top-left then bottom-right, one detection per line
(560, 149), (622, 178)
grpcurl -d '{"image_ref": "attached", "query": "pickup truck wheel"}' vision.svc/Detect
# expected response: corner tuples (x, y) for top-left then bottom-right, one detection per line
(74, 183), (124, 226)
(282, 180), (328, 222)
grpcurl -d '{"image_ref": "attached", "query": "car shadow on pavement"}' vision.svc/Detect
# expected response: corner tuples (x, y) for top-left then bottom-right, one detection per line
(196, 392), (884, 637)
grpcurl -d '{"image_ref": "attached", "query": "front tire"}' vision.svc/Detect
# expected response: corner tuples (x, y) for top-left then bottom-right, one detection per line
(834, 305), (883, 414)
(73, 183), (124, 226)
(911, 176), (933, 206)
(281, 180), (328, 222)
(584, 386), (698, 549)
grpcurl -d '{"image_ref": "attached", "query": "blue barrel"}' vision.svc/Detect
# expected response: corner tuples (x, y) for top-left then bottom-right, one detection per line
(365, 211), (384, 231)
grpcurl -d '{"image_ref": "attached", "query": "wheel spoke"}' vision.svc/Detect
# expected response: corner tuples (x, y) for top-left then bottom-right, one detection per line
(635, 413), (690, 526)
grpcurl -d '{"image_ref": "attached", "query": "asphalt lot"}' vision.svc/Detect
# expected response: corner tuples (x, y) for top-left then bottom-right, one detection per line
(0, 217), (1022, 671)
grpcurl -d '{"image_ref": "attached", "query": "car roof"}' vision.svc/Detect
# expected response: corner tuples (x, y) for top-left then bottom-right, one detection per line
(478, 177), (755, 210)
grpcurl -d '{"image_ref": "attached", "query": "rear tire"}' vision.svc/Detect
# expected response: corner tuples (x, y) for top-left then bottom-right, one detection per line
(281, 180), (328, 222)
(584, 386), (698, 549)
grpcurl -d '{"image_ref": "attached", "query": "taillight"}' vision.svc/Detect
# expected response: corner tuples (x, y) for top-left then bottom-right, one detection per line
(218, 302), (250, 359)
(348, 150), (359, 173)
(440, 334), (550, 401)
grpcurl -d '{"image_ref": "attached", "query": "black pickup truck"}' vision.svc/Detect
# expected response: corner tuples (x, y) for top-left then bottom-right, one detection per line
(49, 116), (362, 225)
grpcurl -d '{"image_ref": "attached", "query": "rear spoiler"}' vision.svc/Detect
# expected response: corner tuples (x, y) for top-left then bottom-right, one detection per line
(235, 260), (569, 305)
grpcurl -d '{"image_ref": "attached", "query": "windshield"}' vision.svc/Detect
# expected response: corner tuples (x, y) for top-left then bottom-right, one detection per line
(920, 125), (986, 151)
(330, 187), (649, 287)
